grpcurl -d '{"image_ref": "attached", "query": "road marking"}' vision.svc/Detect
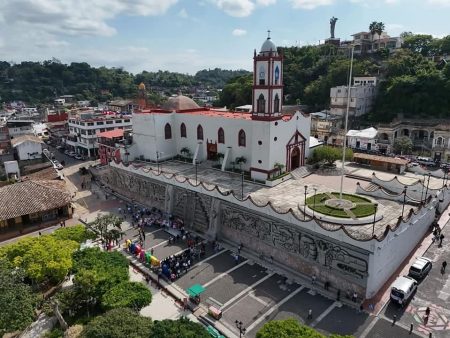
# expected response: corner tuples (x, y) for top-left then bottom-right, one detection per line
(359, 316), (379, 338)
(196, 249), (226, 266)
(207, 297), (224, 308)
(248, 291), (271, 307)
(220, 273), (275, 310)
(148, 228), (164, 235)
(245, 286), (304, 333)
(311, 301), (338, 327)
(203, 260), (248, 288)
(151, 240), (169, 249)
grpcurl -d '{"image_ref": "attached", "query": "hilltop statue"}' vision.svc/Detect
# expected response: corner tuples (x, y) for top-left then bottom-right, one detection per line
(330, 17), (338, 39)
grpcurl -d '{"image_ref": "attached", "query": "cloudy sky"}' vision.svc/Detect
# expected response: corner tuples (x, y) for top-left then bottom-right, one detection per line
(0, 0), (448, 74)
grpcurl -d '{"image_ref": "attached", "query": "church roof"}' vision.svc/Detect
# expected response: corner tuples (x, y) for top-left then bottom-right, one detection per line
(162, 95), (200, 111)
(260, 37), (278, 56)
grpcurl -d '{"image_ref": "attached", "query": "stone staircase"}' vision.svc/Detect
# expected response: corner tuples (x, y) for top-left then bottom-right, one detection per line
(364, 183), (380, 192)
(290, 166), (310, 180)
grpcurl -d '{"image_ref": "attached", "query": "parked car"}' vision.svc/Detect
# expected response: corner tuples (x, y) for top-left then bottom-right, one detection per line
(64, 150), (70, 155)
(68, 151), (76, 157)
(56, 145), (64, 150)
(417, 156), (435, 167)
(52, 160), (63, 170)
(390, 275), (417, 306)
(408, 257), (432, 280)
(74, 154), (85, 160)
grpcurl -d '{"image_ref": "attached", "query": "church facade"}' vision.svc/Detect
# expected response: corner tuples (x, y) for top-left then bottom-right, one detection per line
(127, 35), (311, 181)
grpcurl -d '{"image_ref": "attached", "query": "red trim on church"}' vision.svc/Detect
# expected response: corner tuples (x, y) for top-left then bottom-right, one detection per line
(285, 130), (306, 171)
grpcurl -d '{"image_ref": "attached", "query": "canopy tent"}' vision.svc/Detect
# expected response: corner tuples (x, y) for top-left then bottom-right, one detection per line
(186, 284), (206, 297)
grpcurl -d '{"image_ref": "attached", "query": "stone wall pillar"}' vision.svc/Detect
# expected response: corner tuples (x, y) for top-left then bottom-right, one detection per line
(206, 198), (221, 240)
(165, 185), (174, 215)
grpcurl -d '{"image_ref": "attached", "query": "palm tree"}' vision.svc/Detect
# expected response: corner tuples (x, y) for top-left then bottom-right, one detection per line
(369, 21), (378, 52)
(180, 147), (190, 162)
(235, 156), (247, 172)
(375, 22), (385, 51)
(274, 162), (285, 176)
(217, 152), (225, 164)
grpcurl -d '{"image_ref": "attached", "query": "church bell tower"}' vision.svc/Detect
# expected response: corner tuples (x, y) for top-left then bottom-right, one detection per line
(252, 31), (283, 121)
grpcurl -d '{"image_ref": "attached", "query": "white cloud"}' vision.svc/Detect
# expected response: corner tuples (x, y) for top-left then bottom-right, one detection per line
(232, 28), (247, 36)
(427, 0), (450, 5)
(178, 8), (188, 18)
(0, 0), (178, 37)
(256, 0), (277, 5)
(215, 0), (255, 17)
(213, 0), (276, 17)
(289, 0), (334, 10)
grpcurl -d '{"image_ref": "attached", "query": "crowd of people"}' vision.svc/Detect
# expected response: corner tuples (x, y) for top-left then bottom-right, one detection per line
(160, 239), (206, 281)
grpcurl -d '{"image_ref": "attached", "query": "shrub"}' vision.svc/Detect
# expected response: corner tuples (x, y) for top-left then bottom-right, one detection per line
(101, 281), (152, 311)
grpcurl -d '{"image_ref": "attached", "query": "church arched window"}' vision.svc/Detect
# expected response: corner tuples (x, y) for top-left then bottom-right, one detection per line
(164, 123), (172, 139)
(259, 65), (265, 85)
(197, 124), (204, 140)
(180, 123), (187, 138)
(274, 66), (280, 85)
(218, 127), (225, 144)
(238, 129), (246, 147)
(274, 94), (280, 113)
(257, 94), (265, 114)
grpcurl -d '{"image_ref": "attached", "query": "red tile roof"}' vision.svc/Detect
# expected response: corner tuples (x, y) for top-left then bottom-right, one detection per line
(0, 180), (71, 220)
(97, 129), (124, 139)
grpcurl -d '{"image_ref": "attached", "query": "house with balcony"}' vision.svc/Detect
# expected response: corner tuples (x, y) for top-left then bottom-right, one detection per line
(351, 31), (402, 55)
(310, 110), (342, 144)
(65, 113), (132, 158)
(330, 77), (377, 118)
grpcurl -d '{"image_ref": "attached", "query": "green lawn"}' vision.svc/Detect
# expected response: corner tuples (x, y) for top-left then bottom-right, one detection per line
(305, 192), (376, 218)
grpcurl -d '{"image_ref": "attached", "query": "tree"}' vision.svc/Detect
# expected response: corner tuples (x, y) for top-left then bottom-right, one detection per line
(149, 317), (210, 338)
(0, 235), (79, 284)
(218, 74), (253, 109)
(52, 224), (96, 244)
(312, 146), (353, 166)
(0, 259), (37, 336)
(256, 319), (325, 338)
(393, 136), (413, 155)
(274, 162), (285, 175)
(217, 152), (225, 164)
(72, 248), (129, 309)
(235, 156), (247, 172)
(81, 308), (153, 338)
(101, 281), (152, 311)
(90, 214), (122, 242)
(402, 34), (434, 56)
(375, 22), (385, 50)
(369, 21), (378, 51)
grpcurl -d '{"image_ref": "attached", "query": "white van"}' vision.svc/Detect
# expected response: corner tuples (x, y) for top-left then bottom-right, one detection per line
(390, 275), (417, 306)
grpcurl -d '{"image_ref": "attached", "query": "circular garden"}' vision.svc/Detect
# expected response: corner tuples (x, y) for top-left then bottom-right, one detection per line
(305, 192), (377, 218)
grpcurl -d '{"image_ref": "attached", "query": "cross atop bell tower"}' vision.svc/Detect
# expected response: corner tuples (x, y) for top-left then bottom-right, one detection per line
(251, 32), (283, 121)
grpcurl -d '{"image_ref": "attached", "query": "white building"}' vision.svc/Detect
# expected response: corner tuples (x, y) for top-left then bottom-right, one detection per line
(11, 135), (44, 161)
(66, 113), (132, 158)
(330, 77), (377, 117)
(346, 127), (378, 151)
(127, 34), (311, 181)
(7, 120), (34, 137)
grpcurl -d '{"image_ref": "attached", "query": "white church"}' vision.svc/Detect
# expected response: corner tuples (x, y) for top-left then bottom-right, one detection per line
(127, 34), (311, 181)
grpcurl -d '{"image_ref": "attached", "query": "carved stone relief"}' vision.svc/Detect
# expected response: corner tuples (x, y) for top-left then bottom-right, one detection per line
(108, 168), (166, 209)
(220, 202), (368, 281)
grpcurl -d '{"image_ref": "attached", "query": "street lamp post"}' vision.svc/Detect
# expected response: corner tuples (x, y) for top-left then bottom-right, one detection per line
(241, 171), (244, 200)
(425, 173), (431, 203)
(156, 151), (160, 174)
(339, 45), (355, 200)
(372, 203), (378, 236)
(402, 186), (407, 218)
(420, 177), (425, 204)
(304, 185), (308, 219)
(195, 160), (198, 185)
(235, 320), (246, 338)
(313, 188), (317, 218)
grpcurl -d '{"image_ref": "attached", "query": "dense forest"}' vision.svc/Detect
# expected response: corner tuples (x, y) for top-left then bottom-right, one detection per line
(0, 61), (249, 105)
(0, 33), (449, 122)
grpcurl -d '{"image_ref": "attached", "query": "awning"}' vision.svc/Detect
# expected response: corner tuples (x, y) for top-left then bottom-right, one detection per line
(207, 325), (225, 338)
(186, 284), (206, 297)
